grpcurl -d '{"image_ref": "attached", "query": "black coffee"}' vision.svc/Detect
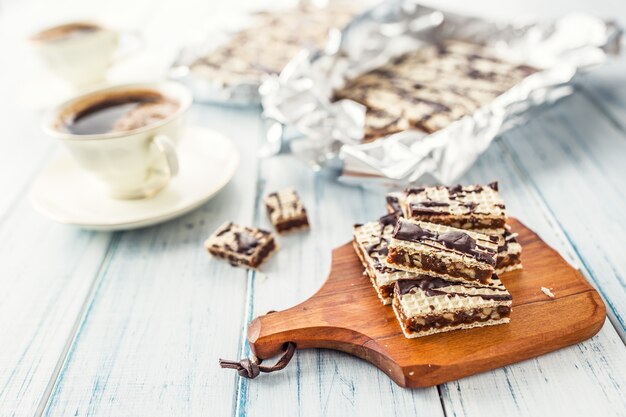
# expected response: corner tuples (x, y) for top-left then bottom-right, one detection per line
(65, 92), (179, 135)
(34, 23), (100, 43)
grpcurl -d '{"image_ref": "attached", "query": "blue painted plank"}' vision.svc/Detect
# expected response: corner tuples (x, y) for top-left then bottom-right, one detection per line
(41, 107), (262, 417)
(0, 198), (112, 417)
(500, 92), (626, 335)
(577, 56), (626, 132)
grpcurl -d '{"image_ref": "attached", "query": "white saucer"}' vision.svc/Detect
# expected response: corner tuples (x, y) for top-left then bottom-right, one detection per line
(30, 126), (239, 231)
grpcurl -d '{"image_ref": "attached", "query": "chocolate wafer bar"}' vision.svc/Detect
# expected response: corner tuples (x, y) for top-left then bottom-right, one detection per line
(265, 188), (309, 233)
(402, 182), (506, 233)
(496, 227), (522, 274)
(392, 276), (512, 338)
(387, 218), (498, 285)
(190, 5), (355, 86)
(353, 213), (414, 305)
(333, 40), (536, 141)
(204, 222), (278, 269)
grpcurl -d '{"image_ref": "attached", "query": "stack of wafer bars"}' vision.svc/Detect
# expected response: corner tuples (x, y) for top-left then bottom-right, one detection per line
(353, 182), (521, 339)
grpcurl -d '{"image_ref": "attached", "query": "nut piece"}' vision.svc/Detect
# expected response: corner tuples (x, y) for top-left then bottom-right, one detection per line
(541, 286), (555, 298)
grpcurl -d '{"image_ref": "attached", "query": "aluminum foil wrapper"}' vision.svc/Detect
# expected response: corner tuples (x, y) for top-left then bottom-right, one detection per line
(260, 1), (623, 186)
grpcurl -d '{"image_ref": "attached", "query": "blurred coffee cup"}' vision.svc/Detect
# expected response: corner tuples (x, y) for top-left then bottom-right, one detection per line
(42, 82), (193, 199)
(29, 21), (143, 89)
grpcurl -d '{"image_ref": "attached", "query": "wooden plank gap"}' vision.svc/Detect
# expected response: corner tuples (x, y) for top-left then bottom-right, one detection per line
(234, 125), (270, 417)
(233, 270), (256, 417)
(436, 385), (449, 417)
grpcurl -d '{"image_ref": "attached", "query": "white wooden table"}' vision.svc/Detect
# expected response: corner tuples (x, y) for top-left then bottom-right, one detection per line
(1, 0), (626, 416)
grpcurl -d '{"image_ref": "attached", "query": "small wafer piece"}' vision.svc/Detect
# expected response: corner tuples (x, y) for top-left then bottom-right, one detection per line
(387, 218), (498, 285)
(353, 213), (414, 305)
(496, 227), (522, 274)
(204, 222), (278, 269)
(393, 276), (512, 338)
(402, 182), (506, 233)
(265, 188), (309, 233)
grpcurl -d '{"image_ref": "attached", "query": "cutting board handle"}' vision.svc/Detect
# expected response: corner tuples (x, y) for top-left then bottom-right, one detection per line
(248, 305), (379, 361)
(248, 243), (377, 360)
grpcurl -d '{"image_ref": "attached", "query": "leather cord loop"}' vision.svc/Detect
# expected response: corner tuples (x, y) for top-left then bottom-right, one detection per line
(219, 342), (296, 379)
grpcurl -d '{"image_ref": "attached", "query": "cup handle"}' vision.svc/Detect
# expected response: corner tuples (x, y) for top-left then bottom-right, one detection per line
(114, 30), (144, 63)
(153, 134), (179, 177)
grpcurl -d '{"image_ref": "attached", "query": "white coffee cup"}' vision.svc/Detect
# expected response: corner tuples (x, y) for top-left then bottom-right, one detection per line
(43, 82), (193, 200)
(30, 21), (142, 88)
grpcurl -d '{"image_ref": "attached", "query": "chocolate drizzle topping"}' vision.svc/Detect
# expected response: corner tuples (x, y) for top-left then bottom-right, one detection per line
(366, 239), (389, 257)
(396, 90), (451, 112)
(463, 202), (478, 210)
(396, 277), (511, 301)
(386, 195), (402, 213)
(216, 223), (232, 237)
(437, 231), (476, 252)
(404, 183), (506, 216)
(365, 213), (401, 258)
(393, 220), (431, 241)
(405, 187), (425, 195)
(409, 201), (450, 215)
(418, 201), (450, 207)
(448, 184), (463, 194)
(448, 184), (495, 196)
(498, 229), (518, 252)
(234, 232), (261, 255)
(265, 192), (282, 218)
(379, 212), (399, 229)
(392, 219), (496, 264)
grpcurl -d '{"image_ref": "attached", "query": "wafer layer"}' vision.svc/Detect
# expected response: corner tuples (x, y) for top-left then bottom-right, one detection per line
(393, 276), (512, 338)
(403, 183), (506, 233)
(353, 215), (416, 305)
(496, 227), (522, 274)
(387, 219), (498, 285)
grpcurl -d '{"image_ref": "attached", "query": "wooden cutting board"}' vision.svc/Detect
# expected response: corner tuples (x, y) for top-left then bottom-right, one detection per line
(247, 218), (605, 388)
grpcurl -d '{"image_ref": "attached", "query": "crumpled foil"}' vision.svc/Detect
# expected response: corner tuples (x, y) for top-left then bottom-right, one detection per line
(260, 0), (623, 186)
